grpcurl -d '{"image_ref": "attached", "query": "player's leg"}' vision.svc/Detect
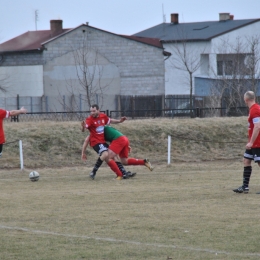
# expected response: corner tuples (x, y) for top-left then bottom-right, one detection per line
(90, 143), (109, 180)
(253, 148), (260, 194)
(106, 149), (123, 179)
(122, 158), (154, 171)
(118, 137), (153, 171)
(114, 155), (132, 179)
(0, 144), (3, 158)
(233, 149), (253, 193)
(106, 137), (129, 179)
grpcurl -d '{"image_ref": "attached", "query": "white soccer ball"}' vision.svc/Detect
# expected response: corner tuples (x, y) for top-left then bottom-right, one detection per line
(29, 171), (40, 182)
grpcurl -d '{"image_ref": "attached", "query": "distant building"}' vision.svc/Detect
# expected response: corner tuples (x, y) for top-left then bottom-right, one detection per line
(0, 20), (166, 111)
(134, 13), (260, 97)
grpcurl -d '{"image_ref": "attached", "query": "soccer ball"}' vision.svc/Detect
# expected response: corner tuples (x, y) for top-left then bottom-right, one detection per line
(29, 171), (40, 182)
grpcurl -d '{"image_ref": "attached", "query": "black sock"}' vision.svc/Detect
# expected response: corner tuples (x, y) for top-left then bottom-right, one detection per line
(243, 166), (252, 187)
(116, 161), (127, 175)
(93, 158), (103, 173)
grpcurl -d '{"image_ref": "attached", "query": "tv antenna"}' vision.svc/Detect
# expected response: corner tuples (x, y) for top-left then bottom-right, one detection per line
(35, 10), (39, 30)
(162, 4), (166, 23)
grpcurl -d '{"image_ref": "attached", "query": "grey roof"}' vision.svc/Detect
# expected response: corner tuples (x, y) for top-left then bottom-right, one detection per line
(133, 19), (260, 42)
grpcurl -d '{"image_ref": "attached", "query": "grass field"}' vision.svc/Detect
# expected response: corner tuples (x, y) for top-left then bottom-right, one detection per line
(1, 161), (260, 260)
(1, 117), (259, 259)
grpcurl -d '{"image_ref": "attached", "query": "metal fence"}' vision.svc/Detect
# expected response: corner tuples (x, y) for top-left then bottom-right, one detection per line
(5, 106), (248, 123)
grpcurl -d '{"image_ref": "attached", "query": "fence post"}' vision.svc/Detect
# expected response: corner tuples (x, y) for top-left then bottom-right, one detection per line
(19, 140), (24, 170)
(15, 94), (19, 122)
(45, 96), (49, 112)
(63, 95), (66, 112)
(30, 97), (33, 112)
(196, 107), (200, 118)
(79, 94), (82, 111)
(168, 135), (171, 165)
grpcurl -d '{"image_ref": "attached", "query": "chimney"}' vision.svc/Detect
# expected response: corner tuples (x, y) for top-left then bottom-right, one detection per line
(171, 13), (179, 24)
(219, 13), (230, 21)
(230, 14), (234, 20)
(50, 20), (63, 36)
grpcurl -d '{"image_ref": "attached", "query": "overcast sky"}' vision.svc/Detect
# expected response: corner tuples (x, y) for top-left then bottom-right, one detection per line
(0, 0), (260, 43)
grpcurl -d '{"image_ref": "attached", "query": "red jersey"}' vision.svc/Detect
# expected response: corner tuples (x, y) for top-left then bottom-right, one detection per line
(0, 109), (10, 144)
(85, 113), (110, 147)
(248, 103), (260, 148)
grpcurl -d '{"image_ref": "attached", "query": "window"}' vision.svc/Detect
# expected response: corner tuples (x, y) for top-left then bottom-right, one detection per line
(217, 54), (252, 76)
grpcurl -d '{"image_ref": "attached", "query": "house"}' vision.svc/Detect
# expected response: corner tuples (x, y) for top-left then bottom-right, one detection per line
(0, 20), (166, 112)
(133, 13), (260, 107)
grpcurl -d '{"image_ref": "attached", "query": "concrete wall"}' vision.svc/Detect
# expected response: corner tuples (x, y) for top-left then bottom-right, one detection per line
(0, 65), (43, 97)
(0, 25), (165, 111)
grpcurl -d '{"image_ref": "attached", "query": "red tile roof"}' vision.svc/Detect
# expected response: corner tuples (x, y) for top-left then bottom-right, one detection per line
(0, 25), (162, 53)
(0, 29), (70, 52)
(119, 35), (162, 48)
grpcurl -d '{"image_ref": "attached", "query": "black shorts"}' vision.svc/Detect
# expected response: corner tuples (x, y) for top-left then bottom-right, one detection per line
(244, 148), (260, 163)
(0, 143), (2, 157)
(92, 143), (109, 156)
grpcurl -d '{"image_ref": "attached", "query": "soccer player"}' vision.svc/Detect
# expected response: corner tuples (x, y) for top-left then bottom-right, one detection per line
(81, 125), (153, 179)
(104, 125), (154, 171)
(81, 104), (127, 180)
(81, 135), (136, 179)
(0, 107), (27, 157)
(233, 91), (260, 194)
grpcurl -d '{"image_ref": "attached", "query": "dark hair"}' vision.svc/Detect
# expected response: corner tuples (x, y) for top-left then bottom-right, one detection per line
(91, 104), (99, 110)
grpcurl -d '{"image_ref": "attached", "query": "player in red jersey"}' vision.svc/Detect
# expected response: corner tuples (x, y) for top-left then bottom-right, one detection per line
(81, 104), (127, 180)
(0, 107), (27, 157)
(104, 126), (154, 171)
(233, 91), (260, 194)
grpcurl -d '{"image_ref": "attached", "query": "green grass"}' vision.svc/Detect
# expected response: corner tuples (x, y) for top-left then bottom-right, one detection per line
(2, 117), (247, 169)
(1, 161), (260, 260)
(1, 117), (258, 259)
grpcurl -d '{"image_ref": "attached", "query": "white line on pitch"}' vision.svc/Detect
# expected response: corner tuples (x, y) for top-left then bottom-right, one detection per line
(0, 225), (260, 257)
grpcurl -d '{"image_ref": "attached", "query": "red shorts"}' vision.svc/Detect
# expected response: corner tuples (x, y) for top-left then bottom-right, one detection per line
(109, 136), (129, 158)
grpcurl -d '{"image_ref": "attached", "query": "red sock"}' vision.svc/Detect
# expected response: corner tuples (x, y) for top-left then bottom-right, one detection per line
(107, 160), (123, 177)
(127, 158), (145, 166)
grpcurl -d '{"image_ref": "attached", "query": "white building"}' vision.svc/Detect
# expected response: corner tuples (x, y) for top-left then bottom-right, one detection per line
(134, 13), (260, 97)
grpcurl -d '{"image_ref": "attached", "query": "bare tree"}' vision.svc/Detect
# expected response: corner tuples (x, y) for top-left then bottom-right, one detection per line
(58, 32), (113, 113)
(209, 35), (260, 115)
(168, 29), (208, 117)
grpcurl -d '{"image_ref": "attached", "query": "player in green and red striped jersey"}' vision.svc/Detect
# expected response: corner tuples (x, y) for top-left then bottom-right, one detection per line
(104, 125), (153, 171)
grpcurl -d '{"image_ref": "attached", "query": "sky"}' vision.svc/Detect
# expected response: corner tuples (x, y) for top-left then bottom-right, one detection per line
(1, 0), (260, 43)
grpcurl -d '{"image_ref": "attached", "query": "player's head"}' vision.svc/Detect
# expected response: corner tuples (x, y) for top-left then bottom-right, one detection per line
(244, 91), (255, 106)
(90, 104), (100, 118)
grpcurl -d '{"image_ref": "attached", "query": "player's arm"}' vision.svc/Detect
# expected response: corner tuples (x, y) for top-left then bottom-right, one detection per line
(9, 107), (27, 116)
(246, 117), (260, 149)
(81, 118), (90, 132)
(81, 120), (87, 132)
(110, 116), (127, 124)
(81, 135), (90, 161)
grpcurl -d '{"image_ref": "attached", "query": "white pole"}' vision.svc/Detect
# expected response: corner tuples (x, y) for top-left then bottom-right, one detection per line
(167, 135), (171, 165)
(19, 140), (24, 170)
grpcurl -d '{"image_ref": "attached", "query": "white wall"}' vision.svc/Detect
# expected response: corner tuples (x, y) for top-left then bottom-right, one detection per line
(163, 41), (211, 95)
(209, 21), (260, 77)
(0, 65), (43, 97)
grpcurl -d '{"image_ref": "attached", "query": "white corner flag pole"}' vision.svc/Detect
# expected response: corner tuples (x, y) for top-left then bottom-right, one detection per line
(167, 135), (171, 165)
(19, 140), (24, 170)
